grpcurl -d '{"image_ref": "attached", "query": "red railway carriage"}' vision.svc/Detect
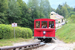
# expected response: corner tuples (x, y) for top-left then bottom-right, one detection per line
(34, 18), (56, 42)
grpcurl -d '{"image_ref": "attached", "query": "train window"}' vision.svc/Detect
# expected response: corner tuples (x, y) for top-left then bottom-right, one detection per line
(42, 21), (47, 28)
(36, 21), (40, 28)
(49, 21), (54, 28)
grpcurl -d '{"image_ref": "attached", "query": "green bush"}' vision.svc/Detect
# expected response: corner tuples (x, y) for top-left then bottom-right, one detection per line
(0, 24), (32, 39)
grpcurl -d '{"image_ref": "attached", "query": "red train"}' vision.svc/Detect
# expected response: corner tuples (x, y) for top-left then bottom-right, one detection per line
(34, 18), (56, 42)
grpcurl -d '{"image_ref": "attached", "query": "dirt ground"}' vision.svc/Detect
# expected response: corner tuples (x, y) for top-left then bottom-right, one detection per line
(33, 39), (75, 50)
(13, 38), (75, 50)
(0, 39), (75, 50)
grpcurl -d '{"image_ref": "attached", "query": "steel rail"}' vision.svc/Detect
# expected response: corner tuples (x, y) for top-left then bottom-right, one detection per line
(0, 42), (45, 50)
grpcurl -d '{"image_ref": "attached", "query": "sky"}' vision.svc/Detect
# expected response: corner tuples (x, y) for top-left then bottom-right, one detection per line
(23, 0), (75, 9)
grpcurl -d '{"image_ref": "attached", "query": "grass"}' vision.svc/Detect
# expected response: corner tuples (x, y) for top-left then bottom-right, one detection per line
(56, 24), (75, 43)
(0, 38), (32, 47)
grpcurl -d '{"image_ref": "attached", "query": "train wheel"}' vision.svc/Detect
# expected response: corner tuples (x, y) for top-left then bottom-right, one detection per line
(38, 38), (43, 42)
(44, 40), (46, 43)
(49, 38), (52, 42)
(41, 39), (43, 42)
(44, 39), (48, 43)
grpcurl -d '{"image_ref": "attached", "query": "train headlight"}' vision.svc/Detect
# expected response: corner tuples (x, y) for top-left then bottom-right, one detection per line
(43, 36), (45, 39)
(43, 31), (46, 35)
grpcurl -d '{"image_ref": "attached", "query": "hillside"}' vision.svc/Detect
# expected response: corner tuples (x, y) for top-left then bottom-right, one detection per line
(56, 24), (75, 43)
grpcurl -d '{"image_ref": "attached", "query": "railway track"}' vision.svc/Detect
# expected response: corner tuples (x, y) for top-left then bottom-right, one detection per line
(0, 42), (45, 50)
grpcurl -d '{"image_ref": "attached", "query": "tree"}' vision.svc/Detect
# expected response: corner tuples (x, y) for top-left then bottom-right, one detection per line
(69, 15), (75, 23)
(56, 4), (62, 15)
(61, 6), (69, 18)
(51, 8), (55, 12)
(41, 0), (51, 18)
(74, 8), (75, 11)
(0, 0), (8, 24)
(70, 11), (75, 16)
(7, 0), (21, 24)
(17, 0), (33, 28)
(56, 3), (69, 18)
(28, 0), (40, 19)
(28, 0), (51, 19)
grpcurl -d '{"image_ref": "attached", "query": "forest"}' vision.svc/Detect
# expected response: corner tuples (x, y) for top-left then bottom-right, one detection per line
(0, 0), (75, 29)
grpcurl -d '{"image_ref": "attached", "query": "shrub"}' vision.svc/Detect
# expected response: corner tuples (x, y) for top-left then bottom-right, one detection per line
(0, 24), (32, 39)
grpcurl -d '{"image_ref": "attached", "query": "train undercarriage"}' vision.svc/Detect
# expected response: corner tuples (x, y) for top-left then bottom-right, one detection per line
(34, 37), (56, 42)
(38, 38), (52, 42)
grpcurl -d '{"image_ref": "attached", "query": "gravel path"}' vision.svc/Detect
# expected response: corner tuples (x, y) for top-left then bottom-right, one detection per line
(33, 39), (75, 50)
(0, 39), (40, 48)
(13, 39), (40, 46)
(0, 39), (75, 50)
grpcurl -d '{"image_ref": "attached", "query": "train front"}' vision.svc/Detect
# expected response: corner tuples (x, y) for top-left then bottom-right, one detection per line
(34, 18), (56, 42)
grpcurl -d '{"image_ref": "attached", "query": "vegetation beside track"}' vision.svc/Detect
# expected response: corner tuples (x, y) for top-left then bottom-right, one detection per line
(0, 38), (32, 47)
(0, 24), (32, 39)
(56, 24), (75, 43)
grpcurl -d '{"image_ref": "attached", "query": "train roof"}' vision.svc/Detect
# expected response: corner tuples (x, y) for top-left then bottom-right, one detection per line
(34, 18), (55, 21)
